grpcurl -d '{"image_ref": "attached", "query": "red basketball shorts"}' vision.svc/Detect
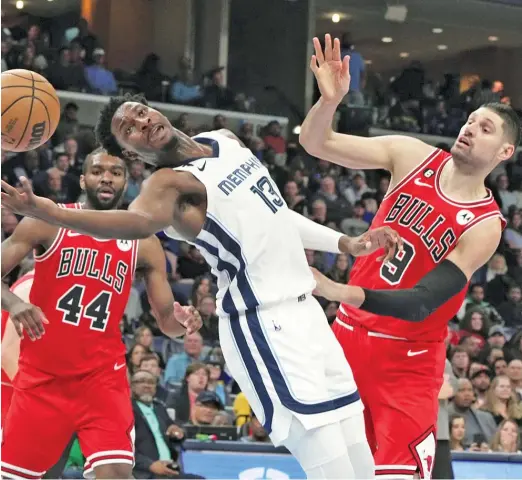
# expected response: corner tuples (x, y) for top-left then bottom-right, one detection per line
(1, 382), (14, 429)
(333, 313), (446, 480)
(1, 361), (134, 479)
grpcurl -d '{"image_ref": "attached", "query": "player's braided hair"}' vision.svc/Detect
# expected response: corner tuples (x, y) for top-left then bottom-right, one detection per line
(95, 93), (148, 158)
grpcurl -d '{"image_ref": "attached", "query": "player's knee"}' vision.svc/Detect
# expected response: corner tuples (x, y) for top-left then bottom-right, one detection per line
(94, 462), (133, 479)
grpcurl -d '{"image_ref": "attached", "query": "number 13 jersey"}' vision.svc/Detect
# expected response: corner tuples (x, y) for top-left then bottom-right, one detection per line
(341, 149), (505, 342)
(19, 203), (139, 377)
(165, 132), (315, 318)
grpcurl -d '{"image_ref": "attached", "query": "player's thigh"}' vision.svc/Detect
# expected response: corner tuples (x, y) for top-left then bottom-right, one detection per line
(1, 384), (74, 478)
(75, 366), (134, 478)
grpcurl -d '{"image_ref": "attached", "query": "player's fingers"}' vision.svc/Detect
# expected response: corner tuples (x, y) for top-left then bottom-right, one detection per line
(310, 55), (319, 73)
(19, 314), (37, 340)
(324, 33), (333, 61)
(383, 241), (397, 263)
(12, 318), (24, 339)
(19, 176), (32, 195)
(333, 37), (341, 61)
(341, 55), (350, 77)
(1, 179), (19, 195)
(312, 37), (324, 64)
(32, 310), (46, 335)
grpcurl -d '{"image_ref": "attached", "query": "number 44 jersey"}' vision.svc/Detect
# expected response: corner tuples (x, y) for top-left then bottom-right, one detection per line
(19, 203), (138, 376)
(341, 148), (505, 342)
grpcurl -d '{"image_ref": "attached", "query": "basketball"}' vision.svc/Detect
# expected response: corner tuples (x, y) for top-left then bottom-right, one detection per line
(1, 69), (61, 152)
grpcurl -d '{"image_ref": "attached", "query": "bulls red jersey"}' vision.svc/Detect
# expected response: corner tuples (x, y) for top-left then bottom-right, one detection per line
(341, 149), (505, 342)
(18, 203), (139, 376)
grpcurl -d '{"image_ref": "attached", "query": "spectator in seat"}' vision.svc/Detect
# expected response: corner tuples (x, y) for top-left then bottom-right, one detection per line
(123, 160), (146, 205)
(164, 333), (205, 384)
(140, 353), (169, 406)
(493, 357), (508, 377)
(326, 253), (350, 284)
(262, 147), (288, 191)
(170, 56), (202, 106)
(174, 363), (210, 423)
(343, 172), (375, 205)
(481, 375), (522, 426)
(497, 285), (522, 328)
(450, 346), (470, 378)
(459, 308), (491, 343)
(136, 53), (169, 102)
(48, 47), (88, 92)
(457, 284), (502, 324)
(507, 359), (522, 399)
(449, 415), (466, 451)
(1, 30), (18, 72)
(470, 365), (492, 409)
(212, 115), (227, 131)
(448, 378), (497, 446)
(487, 347), (505, 367)
(190, 276), (212, 308)
(262, 121), (286, 155)
(488, 326), (507, 350)
(509, 250), (522, 287)
(238, 122), (254, 150)
(197, 294), (219, 346)
(127, 343), (150, 377)
(497, 174), (517, 214)
(241, 410), (271, 443)
(313, 175), (352, 225)
(202, 66), (235, 110)
(459, 334), (483, 361)
(504, 210), (522, 250)
(131, 370), (202, 479)
(85, 48), (118, 95)
(283, 181), (307, 215)
(135, 326), (154, 351)
(53, 103), (80, 147)
(375, 176), (390, 205)
(185, 390), (225, 426)
(490, 419), (521, 453)
(340, 32), (366, 106)
(177, 247), (210, 280)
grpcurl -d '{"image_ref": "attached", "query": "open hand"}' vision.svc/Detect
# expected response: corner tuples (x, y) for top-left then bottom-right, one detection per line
(310, 34), (351, 104)
(1, 176), (54, 219)
(347, 227), (403, 262)
(174, 302), (202, 335)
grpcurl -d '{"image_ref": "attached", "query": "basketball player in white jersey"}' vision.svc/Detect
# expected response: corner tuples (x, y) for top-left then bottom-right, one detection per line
(2, 94), (402, 479)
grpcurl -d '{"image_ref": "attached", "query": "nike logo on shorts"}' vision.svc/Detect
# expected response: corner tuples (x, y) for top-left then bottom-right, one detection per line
(407, 349), (428, 357)
(114, 362), (126, 370)
(414, 178), (432, 188)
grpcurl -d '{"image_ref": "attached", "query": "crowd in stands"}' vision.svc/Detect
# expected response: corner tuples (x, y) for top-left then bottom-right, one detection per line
(2, 16), (522, 479)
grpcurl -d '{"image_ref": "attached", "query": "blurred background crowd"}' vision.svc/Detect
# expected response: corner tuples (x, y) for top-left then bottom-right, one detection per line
(1, 0), (521, 477)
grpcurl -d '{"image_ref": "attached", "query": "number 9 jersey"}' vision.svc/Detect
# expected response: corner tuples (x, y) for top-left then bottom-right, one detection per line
(340, 148), (505, 342)
(19, 203), (139, 377)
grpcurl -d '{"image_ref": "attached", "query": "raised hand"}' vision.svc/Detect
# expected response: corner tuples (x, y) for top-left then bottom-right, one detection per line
(1, 176), (55, 219)
(310, 34), (351, 105)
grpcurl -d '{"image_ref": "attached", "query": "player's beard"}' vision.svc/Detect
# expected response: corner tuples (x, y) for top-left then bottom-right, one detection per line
(85, 187), (125, 211)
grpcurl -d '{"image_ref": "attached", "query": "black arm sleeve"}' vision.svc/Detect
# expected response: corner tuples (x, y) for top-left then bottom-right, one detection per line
(360, 259), (468, 322)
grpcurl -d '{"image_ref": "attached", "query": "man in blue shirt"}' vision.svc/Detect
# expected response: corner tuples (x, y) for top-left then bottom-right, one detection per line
(340, 33), (366, 106)
(85, 48), (118, 95)
(163, 332), (205, 384)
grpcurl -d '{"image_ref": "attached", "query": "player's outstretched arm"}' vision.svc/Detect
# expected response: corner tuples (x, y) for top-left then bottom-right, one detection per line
(287, 209), (402, 261)
(1, 218), (53, 339)
(300, 34), (431, 175)
(312, 217), (502, 322)
(1, 172), (176, 240)
(139, 235), (202, 337)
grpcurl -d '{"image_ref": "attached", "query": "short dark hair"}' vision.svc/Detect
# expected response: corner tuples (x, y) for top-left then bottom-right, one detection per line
(81, 146), (127, 176)
(139, 353), (160, 367)
(482, 102), (521, 148)
(95, 93), (148, 157)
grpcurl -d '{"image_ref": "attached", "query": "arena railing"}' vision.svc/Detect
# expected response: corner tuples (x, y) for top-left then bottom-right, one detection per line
(57, 91), (289, 138)
(179, 439), (522, 479)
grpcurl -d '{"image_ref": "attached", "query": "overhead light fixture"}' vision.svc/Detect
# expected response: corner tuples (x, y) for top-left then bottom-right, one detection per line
(365, 59), (373, 65)
(331, 13), (340, 23)
(381, 37), (393, 43)
(400, 52), (409, 58)
(488, 36), (498, 42)
(437, 44), (448, 50)
(432, 28), (443, 34)
(15, 0), (24, 9)
(292, 125), (302, 135)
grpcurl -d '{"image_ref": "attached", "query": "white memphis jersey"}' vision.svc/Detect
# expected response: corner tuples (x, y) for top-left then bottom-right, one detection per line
(165, 131), (315, 317)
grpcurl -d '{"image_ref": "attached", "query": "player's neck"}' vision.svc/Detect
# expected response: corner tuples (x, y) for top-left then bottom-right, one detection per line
(440, 160), (488, 202)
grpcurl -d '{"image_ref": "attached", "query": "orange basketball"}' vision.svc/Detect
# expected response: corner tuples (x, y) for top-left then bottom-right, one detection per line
(1, 69), (61, 152)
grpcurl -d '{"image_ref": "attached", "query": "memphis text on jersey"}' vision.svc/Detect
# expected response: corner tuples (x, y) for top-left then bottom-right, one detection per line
(57, 247), (129, 294)
(384, 192), (457, 263)
(217, 155), (263, 196)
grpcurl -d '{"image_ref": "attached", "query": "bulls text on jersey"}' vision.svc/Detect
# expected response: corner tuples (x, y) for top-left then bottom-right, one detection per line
(56, 247), (129, 294)
(384, 192), (457, 263)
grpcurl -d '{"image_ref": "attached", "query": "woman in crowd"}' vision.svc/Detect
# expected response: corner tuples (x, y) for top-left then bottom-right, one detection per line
(190, 275), (213, 308)
(481, 375), (522, 426)
(126, 343), (150, 377)
(490, 419), (521, 453)
(174, 362), (210, 423)
(449, 415), (466, 451)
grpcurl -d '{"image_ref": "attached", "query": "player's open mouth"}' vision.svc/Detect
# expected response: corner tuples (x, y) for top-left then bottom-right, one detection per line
(149, 124), (164, 142)
(98, 188), (115, 200)
(457, 136), (471, 147)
